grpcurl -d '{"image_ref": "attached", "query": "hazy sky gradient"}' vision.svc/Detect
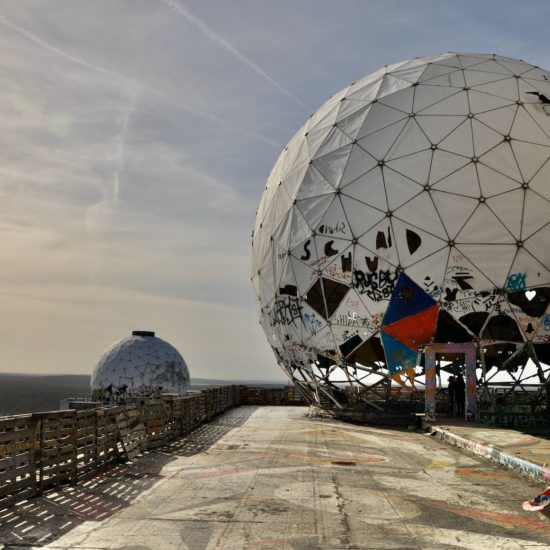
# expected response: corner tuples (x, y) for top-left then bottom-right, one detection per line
(1, 0), (550, 379)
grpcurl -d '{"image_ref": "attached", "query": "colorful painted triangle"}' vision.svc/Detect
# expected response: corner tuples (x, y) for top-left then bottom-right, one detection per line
(382, 272), (437, 326)
(380, 332), (418, 374)
(381, 304), (439, 349)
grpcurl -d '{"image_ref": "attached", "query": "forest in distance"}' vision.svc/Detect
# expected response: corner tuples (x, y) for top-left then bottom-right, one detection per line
(0, 373), (288, 416)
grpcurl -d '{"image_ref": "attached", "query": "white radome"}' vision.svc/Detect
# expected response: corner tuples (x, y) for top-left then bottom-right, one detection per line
(91, 331), (190, 398)
(252, 53), (550, 408)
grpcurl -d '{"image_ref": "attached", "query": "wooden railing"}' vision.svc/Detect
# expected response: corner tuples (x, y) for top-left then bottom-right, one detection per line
(0, 385), (307, 509)
(0, 386), (241, 509)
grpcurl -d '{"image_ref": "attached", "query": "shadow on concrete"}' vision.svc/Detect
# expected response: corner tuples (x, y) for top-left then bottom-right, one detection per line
(0, 406), (258, 549)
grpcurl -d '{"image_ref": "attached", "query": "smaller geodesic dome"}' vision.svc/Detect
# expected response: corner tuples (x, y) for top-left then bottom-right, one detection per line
(91, 331), (190, 399)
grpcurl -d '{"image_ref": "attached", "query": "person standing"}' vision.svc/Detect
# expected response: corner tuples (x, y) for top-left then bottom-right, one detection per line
(447, 375), (455, 416)
(454, 373), (466, 417)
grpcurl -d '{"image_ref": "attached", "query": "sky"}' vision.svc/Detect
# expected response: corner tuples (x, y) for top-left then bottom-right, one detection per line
(1, 0), (550, 380)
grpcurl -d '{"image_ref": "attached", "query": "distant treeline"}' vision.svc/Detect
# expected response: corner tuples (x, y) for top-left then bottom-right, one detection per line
(0, 374), (288, 416)
(0, 374), (91, 415)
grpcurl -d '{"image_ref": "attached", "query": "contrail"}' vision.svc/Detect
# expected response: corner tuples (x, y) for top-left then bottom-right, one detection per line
(160, 0), (311, 112)
(112, 87), (138, 205)
(0, 13), (135, 87)
(0, 13), (281, 148)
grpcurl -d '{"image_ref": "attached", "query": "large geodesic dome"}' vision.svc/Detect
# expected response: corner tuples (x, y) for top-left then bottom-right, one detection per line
(91, 331), (190, 400)
(252, 53), (550, 412)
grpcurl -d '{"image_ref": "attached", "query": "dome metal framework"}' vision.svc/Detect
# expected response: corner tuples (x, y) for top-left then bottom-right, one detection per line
(252, 53), (550, 414)
(91, 331), (190, 402)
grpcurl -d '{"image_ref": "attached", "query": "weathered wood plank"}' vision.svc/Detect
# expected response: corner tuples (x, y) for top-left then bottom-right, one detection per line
(0, 385), (245, 507)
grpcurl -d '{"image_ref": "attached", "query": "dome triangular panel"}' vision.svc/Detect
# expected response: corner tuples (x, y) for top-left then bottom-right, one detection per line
(456, 203), (515, 244)
(289, 254), (318, 295)
(346, 78), (383, 102)
(296, 194), (334, 232)
(431, 190), (479, 239)
(420, 71), (465, 88)
(413, 84), (460, 112)
(467, 60), (513, 76)
(356, 119), (408, 161)
(318, 196), (354, 241)
(384, 167), (424, 211)
(339, 144), (379, 186)
(415, 114), (465, 145)
(472, 119), (507, 157)
(356, 225), (399, 266)
(486, 189), (524, 240)
(429, 149), (471, 184)
(341, 169), (387, 213)
(496, 58), (534, 76)
(524, 223), (550, 269)
(418, 90), (469, 115)
(386, 119), (432, 160)
(289, 207), (314, 249)
(393, 192), (447, 239)
(475, 105), (517, 136)
(357, 102), (409, 138)
(392, 217), (447, 267)
(522, 189), (550, 240)
(511, 140), (550, 182)
(471, 79), (519, 102)
(405, 246), (450, 302)
(526, 164), (550, 210)
(464, 71), (510, 88)
(340, 194), (386, 237)
(477, 163), (521, 197)
(386, 150), (432, 185)
(480, 142), (523, 182)
(457, 244), (518, 289)
(418, 63), (460, 83)
(377, 86), (415, 113)
(438, 120), (474, 158)
(313, 127), (355, 160)
(430, 163), (480, 197)
(457, 54), (491, 69)
(296, 164), (335, 200)
(508, 247), (550, 289)
(336, 104), (372, 139)
(312, 144), (353, 187)
(511, 108), (550, 147)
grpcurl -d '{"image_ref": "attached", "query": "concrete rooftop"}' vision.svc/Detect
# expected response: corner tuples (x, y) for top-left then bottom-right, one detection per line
(2, 406), (550, 549)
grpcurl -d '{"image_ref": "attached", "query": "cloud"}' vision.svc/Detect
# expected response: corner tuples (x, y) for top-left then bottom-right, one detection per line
(160, 0), (311, 112)
(2, 0), (550, 383)
(0, 11), (280, 149)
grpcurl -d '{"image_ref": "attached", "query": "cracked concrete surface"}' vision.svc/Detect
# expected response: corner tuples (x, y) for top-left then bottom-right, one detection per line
(2, 406), (550, 549)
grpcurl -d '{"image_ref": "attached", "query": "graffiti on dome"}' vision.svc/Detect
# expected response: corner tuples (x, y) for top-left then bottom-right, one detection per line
(353, 268), (398, 301)
(303, 312), (323, 336)
(334, 310), (378, 333)
(267, 296), (302, 327)
(422, 264), (501, 314)
(439, 289), (499, 314)
(318, 221), (346, 235)
(507, 272), (527, 291)
(326, 264), (352, 284)
(340, 329), (360, 343)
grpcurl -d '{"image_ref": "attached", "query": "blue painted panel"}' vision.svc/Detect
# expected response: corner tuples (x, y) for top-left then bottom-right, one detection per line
(382, 273), (436, 326)
(381, 332), (417, 375)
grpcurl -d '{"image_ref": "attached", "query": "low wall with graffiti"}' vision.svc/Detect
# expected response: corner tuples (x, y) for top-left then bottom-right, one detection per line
(432, 426), (550, 483)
